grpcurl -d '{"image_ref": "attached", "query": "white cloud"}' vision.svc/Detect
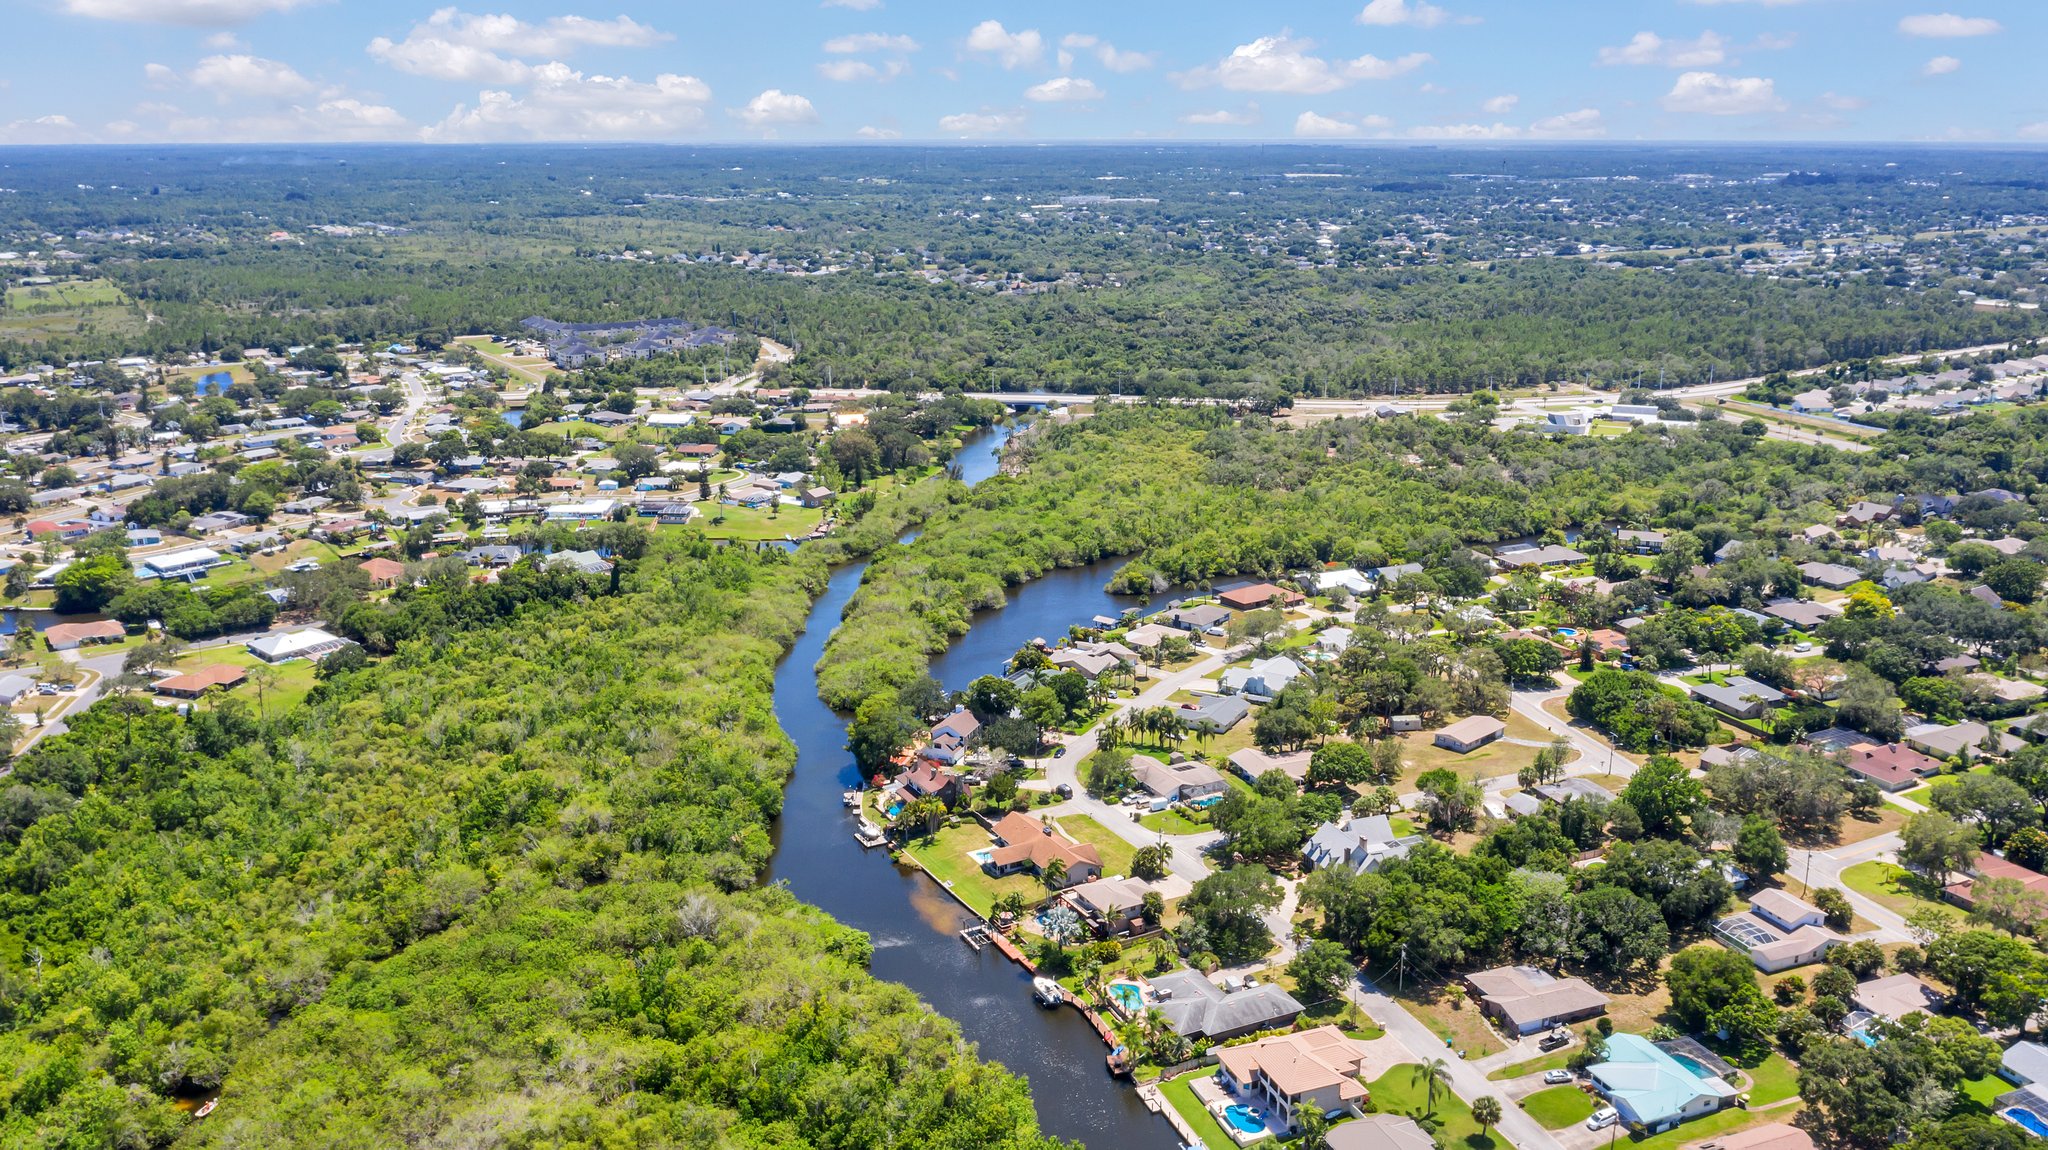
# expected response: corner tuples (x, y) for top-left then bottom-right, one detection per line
(0, 115), (82, 144)
(1529, 107), (1607, 137)
(1411, 121), (1520, 138)
(1295, 111), (1364, 137)
(188, 53), (316, 99)
(1923, 54), (1962, 76)
(202, 31), (242, 48)
(965, 21), (1044, 69)
(1356, 0), (1456, 28)
(1179, 104), (1261, 126)
(855, 124), (900, 138)
(63, 0), (316, 26)
(1175, 35), (1430, 95)
(369, 37), (529, 83)
(1898, 13), (2001, 37)
(938, 108), (1025, 135)
(824, 32), (918, 53)
(1661, 71), (1785, 115)
(2018, 122), (2048, 141)
(427, 62), (712, 141)
(818, 60), (882, 82)
(1059, 34), (1154, 73)
(1819, 91), (1868, 111)
(1597, 31), (1726, 68)
(733, 89), (818, 128)
(1025, 76), (1103, 103)
(368, 10), (670, 84)
(823, 0), (879, 8)
(1481, 93), (1518, 113)
(143, 62), (178, 87)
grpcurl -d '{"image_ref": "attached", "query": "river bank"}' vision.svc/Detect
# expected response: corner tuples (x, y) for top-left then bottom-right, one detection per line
(765, 425), (1180, 1149)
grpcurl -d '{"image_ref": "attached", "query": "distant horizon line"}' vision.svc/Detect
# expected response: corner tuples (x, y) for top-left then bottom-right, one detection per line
(4, 138), (2048, 151)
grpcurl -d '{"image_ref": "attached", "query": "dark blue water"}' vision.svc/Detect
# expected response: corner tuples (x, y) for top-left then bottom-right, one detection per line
(765, 422), (1176, 1149)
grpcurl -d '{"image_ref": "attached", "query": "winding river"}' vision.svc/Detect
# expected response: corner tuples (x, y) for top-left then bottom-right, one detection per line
(765, 425), (1178, 1149)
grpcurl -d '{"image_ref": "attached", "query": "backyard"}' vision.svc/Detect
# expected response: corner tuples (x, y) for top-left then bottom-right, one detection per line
(1367, 1064), (1498, 1149)
(1519, 1084), (1594, 1129)
(696, 502), (826, 543)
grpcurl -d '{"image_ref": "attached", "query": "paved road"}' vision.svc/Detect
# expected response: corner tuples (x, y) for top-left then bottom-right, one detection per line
(1353, 979), (1567, 1150)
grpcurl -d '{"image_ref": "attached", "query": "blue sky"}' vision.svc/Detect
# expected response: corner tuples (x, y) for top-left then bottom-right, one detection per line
(3, 0), (2044, 144)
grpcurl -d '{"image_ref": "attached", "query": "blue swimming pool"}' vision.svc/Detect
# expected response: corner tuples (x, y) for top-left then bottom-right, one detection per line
(1850, 1028), (1877, 1048)
(1670, 1053), (1718, 1078)
(1555, 627), (1579, 637)
(1108, 982), (1144, 1013)
(2006, 1107), (2048, 1138)
(885, 801), (904, 818)
(968, 847), (995, 865)
(1222, 1105), (1264, 1135)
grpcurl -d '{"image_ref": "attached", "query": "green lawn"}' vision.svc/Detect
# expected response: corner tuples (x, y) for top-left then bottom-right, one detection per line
(1623, 1103), (1790, 1150)
(5, 279), (129, 310)
(1959, 1074), (2008, 1114)
(1367, 1065), (1499, 1150)
(897, 821), (1049, 918)
(1840, 860), (1962, 926)
(1160, 1074), (1235, 1150)
(696, 502), (826, 543)
(1138, 807), (1209, 835)
(1058, 814), (1137, 878)
(1485, 1049), (1575, 1082)
(167, 646), (321, 714)
(1520, 1085), (1594, 1129)
(1734, 1052), (1799, 1106)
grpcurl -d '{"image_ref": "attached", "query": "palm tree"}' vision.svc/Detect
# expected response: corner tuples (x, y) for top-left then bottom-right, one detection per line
(1296, 1107), (1333, 1150)
(1042, 857), (1068, 890)
(900, 796), (946, 841)
(1472, 1095), (1502, 1135)
(1413, 1058), (1451, 1116)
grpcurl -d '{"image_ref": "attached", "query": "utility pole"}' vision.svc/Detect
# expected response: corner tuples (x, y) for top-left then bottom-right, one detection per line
(1396, 942), (1409, 993)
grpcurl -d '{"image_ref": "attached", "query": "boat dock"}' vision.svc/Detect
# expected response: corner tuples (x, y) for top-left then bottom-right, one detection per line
(962, 922), (1128, 1073)
(852, 820), (886, 848)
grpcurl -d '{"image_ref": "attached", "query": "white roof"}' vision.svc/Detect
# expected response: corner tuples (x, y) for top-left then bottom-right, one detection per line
(248, 628), (343, 659)
(145, 546), (221, 569)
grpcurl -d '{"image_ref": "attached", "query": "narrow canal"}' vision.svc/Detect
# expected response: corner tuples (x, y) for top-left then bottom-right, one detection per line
(765, 424), (1179, 1149)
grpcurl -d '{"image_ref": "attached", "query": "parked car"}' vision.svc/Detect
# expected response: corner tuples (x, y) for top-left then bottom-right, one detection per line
(1542, 1070), (1574, 1085)
(1054, 783), (1074, 799)
(1052, 746), (1067, 758)
(1537, 1028), (1572, 1052)
(1586, 1107), (1618, 1131)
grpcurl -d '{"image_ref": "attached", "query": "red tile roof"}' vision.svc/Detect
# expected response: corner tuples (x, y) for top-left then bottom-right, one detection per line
(1845, 743), (1941, 789)
(1945, 853), (2048, 907)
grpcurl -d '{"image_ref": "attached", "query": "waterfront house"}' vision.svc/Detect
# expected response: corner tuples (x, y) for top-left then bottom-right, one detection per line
(1060, 876), (1158, 937)
(1213, 1026), (1371, 1132)
(892, 763), (965, 807)
(1149, 969), (1303, 1041)
(923, 708), (982, 765)
(984, 812), (1100, 887)
(1218, 582), (1305, 611)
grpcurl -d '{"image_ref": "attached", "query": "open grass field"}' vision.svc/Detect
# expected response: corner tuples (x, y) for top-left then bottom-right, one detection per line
(696, 502), (825, 543)
(5, 279), (130, 310)
(898, 820), (1049, 918)
(1138, 807), (1209, 835)
(1520, 1084), (1595, 1129)
(1368, 1064), (1499, 1150)
(167, 646), (321, 714)
(1058, 814), (1137, 878)
(1384, 981), (1507, 1057)
(1840, 860), (1963, 926)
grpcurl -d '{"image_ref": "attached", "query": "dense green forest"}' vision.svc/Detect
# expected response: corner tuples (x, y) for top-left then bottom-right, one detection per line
(0, 535), (1064, 1149)
(5, 145), (2045, 392)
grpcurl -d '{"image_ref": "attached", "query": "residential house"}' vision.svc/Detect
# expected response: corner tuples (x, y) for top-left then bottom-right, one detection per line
(1617, 529), (1666, 553)
(1790, 389), (1834, 414)
(1763, 599), (1840, 631)
(152, 664), (248, 698)
(1466, 965), (1610, 1036)
(358, 556), (406, 588)
(1944, 853), (2048, 909)
(1323, 1115), (1434, 1150)
(247, 627), (353, 663)
(2000, 1041), (2048, 1088)
(1218, 582), (1305, 611)
(984, 812), (1100, 887)
(924, 707), (981, 766)
(1842, 743), (1943, 792)
(0, 674), (36, 705)
(1531, 777), (1617, 807)
(43, 620), (125, 650)
(1221, 655), (1302, 699)
(1313, 568), (1372, 596)
(1851, 974), (1943, 1023)
(1689, 676), (1787, 721)
(1228, 746), (1313, 787)
(1837, 501), (1893, 527)
(1061, 876), (1160, 938)
(1301, 815), (1425, 876)
(1587, 1034), (1740, 1134)
(1494, 543), (1588, 568)
(1433, 715), (1505, 753)
(1047, 647), (1122, 680)
(1797, 561), (1863, 590)
(1162, 604), (1232, 633)
(134, 546), (225, 581)
(1907, 720), (2025, 760)
(1150, 968), (1304, 1041)
(1213, 1026), (1371, 1132)
(1120, 622), (1183, 652)
(1716, 891), (1840, 972)
(1699, 1125), (1814, 1150)
(1178, 694), (1250, 733)
(1130, 755), (1229, 808)
(892, 763), (965, 808)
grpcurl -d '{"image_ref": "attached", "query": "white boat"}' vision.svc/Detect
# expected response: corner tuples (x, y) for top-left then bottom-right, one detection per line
(842, 791), (860, 807)
(1033, 976), (1065, 1006)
